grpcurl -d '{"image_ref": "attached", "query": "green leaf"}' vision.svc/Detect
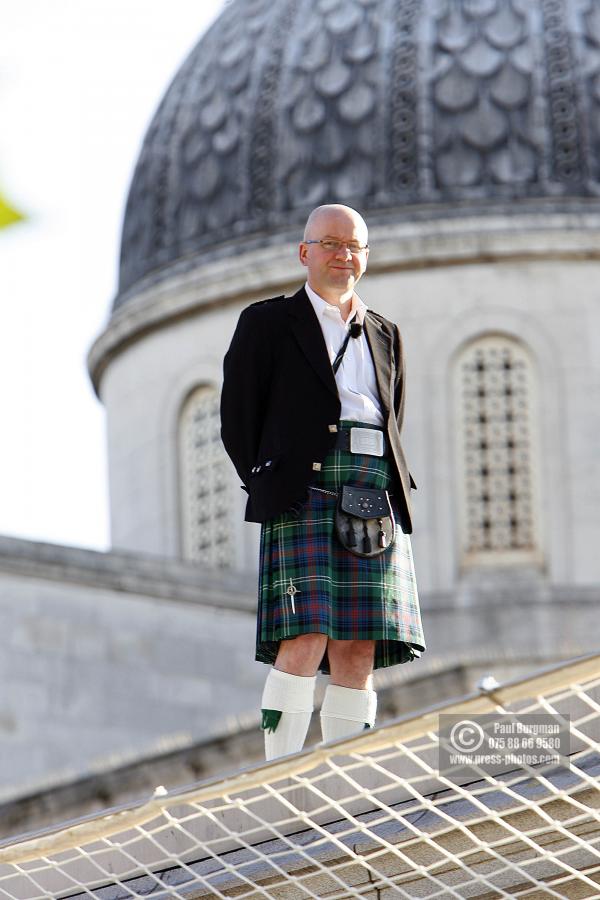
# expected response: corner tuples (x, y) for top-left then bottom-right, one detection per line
(0, 190), (25, 229)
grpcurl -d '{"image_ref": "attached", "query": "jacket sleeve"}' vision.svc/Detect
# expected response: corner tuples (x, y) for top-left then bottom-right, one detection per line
(220, 305), (272, 489)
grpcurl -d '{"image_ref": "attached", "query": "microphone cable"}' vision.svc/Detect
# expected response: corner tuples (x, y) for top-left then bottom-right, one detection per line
(332, 320), (363, 374)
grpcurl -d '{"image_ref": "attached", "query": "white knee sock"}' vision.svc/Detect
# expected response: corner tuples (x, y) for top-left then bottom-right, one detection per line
(261, 668), (316, 761)
(320, 684), (377, 743)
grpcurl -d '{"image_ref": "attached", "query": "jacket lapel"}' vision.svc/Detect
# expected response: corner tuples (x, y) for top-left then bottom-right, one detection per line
(288, 287), (339, 397)
(364, 312), (392, 422)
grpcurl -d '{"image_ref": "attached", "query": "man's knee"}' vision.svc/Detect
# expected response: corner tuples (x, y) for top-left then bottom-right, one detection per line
(275, 633), (328, 675)
(329, 639), (375, 664)
(327, 639), (375, 688)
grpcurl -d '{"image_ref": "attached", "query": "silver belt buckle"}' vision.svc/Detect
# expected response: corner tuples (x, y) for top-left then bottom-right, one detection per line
(350, 427), (384, 456)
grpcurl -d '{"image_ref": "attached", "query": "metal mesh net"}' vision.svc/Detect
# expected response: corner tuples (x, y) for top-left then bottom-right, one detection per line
(1, 654), (598, 899)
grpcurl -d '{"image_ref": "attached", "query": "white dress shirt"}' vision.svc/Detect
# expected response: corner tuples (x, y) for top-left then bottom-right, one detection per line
(305, 282), (383, 427)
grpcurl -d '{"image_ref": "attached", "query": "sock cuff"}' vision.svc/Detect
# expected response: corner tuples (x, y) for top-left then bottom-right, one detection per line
(321, 684), (377, 727)
(261, 668), (317, 714)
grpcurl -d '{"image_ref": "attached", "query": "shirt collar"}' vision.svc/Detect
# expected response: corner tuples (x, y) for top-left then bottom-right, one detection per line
(305, 282), (368, 326)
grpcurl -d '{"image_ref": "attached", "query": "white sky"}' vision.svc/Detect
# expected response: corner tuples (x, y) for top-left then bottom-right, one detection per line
(1, 1), (224, 550)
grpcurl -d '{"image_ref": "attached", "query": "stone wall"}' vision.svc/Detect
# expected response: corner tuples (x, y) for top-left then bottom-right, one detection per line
(0, 536), (260, 802)
(1, 534), (598, 811)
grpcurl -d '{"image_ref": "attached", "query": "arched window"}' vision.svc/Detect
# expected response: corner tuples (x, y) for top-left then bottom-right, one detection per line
(179, 385), (235, 568)
(454, 335), (541, 567)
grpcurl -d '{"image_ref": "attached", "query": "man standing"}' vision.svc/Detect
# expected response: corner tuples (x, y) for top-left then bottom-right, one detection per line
(221, 204), (425, 760)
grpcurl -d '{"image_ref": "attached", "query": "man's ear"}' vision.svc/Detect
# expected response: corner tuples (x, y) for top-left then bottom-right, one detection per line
(298, 243), (308, 267)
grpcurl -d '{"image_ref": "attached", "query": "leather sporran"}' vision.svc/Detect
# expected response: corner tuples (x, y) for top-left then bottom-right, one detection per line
(335, 485), (395, 558)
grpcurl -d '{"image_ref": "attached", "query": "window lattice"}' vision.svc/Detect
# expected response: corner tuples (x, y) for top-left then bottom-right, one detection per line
(179, 386), (234, 568)
(455, 336), (539, 561)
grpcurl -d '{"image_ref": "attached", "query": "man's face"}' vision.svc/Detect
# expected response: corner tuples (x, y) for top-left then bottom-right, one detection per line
(298, 209), (369, 300)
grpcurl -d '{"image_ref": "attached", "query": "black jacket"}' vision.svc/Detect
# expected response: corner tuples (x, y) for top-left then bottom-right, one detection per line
(220, 287), (416, 532)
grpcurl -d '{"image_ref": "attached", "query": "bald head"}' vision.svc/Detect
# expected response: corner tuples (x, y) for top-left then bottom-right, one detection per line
(303, 204), (368, 243)
(299, 204), (370, 305)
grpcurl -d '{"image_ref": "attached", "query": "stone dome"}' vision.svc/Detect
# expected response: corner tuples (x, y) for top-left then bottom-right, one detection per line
(116, 0), (600, 309)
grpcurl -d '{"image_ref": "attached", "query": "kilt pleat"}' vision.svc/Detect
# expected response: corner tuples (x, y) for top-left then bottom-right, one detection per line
(256, 421), (425, 673)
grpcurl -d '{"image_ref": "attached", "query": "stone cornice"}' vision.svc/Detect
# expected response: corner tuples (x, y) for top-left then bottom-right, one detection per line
(0, 535), (256, 613)
(88, 208), (600, 397)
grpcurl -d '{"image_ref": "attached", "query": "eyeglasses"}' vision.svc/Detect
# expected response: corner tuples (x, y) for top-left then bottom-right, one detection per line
(304, 239), (369, 254)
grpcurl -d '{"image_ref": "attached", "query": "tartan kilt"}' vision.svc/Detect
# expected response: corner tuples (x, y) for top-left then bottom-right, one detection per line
(256, 421), (425, 673)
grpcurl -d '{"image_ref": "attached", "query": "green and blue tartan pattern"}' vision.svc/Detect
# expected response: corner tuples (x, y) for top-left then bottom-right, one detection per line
(256, 422), (425, 673)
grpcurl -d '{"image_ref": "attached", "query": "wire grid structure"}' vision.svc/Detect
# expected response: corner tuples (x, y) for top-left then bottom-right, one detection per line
(0, 654), (598, 899)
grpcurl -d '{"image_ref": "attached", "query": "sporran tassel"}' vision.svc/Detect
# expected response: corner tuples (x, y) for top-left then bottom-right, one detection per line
(346, 517), (357, 547)
(362, 520), (372, 554)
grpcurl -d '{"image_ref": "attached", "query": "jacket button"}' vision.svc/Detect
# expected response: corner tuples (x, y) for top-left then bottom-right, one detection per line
(312, 462), (322, 471)
(328, 424), (338, 433)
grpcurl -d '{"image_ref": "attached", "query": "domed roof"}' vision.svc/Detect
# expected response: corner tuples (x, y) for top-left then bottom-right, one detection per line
(116, 0), (600, 309)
